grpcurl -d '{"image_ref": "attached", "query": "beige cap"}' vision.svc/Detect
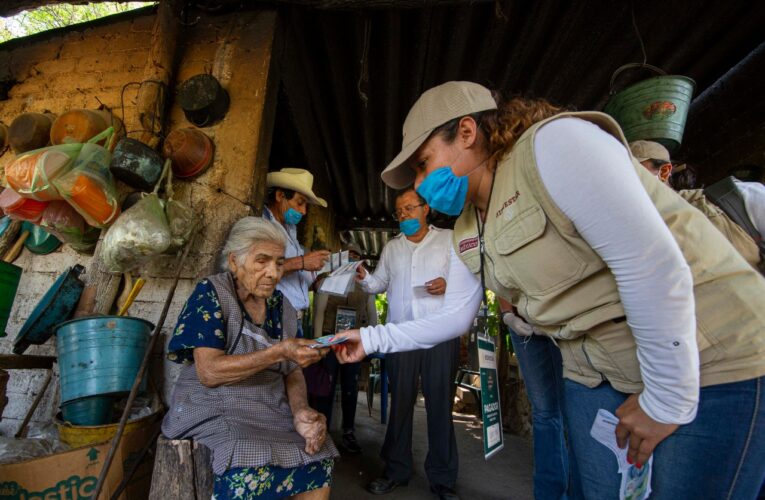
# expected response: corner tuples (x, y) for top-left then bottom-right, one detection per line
(629, 140), (670, 163)
(381, 81), (498, 189)
(266, 168), (327, 207)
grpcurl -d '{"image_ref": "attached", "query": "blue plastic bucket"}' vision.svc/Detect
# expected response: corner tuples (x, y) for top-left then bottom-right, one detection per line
(60, 395), (114, 426)
(56, 316), (153, 403)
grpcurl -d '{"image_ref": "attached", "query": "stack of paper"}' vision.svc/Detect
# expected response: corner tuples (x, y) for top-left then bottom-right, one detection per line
(318, 260), (362, 297)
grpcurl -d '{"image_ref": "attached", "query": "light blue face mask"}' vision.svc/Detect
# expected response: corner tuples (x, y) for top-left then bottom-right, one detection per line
(399, 218), (422, 236)
(415, 166), (469, 216)
(284, 207), (303, 225)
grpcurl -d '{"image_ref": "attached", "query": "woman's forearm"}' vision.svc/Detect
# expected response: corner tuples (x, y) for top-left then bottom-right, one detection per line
(193, 345), (286, 387)
(285, 367), (310, 413)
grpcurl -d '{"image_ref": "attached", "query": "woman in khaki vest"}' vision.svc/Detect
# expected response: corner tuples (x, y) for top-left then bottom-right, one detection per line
(335, 82), (765, 500)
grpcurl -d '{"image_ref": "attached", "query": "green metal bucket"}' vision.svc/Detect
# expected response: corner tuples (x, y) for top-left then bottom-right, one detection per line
(0, 261), (22, 337)
(603, 63), (695, 152)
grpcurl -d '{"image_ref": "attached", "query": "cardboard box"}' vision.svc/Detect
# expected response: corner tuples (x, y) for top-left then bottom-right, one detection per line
(0, 420), (157, 500)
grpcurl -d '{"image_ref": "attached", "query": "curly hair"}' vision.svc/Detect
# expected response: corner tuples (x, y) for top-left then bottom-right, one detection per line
(433, 93), (566, 169)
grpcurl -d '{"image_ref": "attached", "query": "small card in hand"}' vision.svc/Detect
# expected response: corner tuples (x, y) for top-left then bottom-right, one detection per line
(308, 335), (350, 349)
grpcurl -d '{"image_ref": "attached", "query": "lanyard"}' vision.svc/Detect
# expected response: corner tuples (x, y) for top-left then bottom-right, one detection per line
(474, 174), (497, 334)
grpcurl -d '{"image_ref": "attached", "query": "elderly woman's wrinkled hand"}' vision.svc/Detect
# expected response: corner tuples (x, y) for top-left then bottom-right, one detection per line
(280, 338), (327, 367)
(293, 407), (327, 455)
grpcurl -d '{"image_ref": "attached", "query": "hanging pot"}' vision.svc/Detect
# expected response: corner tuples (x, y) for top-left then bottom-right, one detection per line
(109, 138), (164, 190)
(0, 123), (8, 151)
(8, 112), (56, 154)
(603, 63), (695, 152)
(177, 74), (230, 127)
(162, 128), (215, 178)
(50, 109), (125, 147)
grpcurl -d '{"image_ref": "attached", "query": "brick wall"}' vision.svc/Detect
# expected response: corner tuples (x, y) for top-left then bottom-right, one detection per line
(0, 8), (279, 436)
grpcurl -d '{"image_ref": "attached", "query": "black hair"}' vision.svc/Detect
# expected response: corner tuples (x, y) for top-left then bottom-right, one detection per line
(266, 187), (296, 205)
(394, 187), (425, 204)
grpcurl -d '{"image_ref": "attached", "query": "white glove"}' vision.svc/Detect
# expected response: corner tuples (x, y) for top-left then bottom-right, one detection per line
(502, 312), (534, 337)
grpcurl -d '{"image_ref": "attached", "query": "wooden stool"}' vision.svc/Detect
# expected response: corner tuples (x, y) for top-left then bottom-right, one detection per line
(149, 436), (213, 499)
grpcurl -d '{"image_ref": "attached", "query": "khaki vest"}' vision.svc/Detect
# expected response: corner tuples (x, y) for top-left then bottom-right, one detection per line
(453, 111), (765, 392)
(320, 286), (373, 335)
(678, 189), (761, 270)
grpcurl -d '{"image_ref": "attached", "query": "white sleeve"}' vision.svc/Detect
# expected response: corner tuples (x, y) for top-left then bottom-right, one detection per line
(360, 245), (482, 352)
(535, 117), (699, 425)
(733, 179), (765, 237)
(359, 245), (391, 294)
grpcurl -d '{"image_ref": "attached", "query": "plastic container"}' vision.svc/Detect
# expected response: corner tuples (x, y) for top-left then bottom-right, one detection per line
(163, 128), (214, 178)
(60, 395), (114, 426)
(55, 409), (160, 447)
(0, 261), (22, 337)
(50, 109), (124, 146)
(0, 188), (48, 223)
(22, 222), (61, 255)
(56, 316), (153, 403)
(603, 63), (696, 152)
(8, 112), (55, 154)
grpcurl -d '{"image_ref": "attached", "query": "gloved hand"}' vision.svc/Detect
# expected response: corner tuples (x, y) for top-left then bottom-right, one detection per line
(502, 311), (534, 337)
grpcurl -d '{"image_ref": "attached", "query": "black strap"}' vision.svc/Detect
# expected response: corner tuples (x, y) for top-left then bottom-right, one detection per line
(475, 174), (497, 317)
(704, 177), (765, 271)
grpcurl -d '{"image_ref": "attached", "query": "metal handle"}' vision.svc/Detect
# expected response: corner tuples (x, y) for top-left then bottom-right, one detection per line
(609, 63), (667, 95)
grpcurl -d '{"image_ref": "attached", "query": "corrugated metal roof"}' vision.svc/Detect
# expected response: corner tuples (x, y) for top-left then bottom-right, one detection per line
(274, 0), (765, 257)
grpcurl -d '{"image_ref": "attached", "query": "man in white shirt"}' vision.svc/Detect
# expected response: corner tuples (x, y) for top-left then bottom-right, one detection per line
(262, 168), (331, 336)
(357, 188), (460, 500)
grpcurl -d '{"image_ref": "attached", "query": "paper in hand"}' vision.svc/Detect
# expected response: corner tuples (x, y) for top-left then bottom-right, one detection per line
(590, 408), (653, 500)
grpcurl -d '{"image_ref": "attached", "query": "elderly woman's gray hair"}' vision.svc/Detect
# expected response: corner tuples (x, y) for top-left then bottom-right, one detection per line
(219, 217), (287, 272)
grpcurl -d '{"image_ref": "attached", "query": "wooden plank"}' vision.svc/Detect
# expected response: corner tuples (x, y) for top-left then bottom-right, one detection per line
(148, 437), (197, 499)
(192, 441), (214, 500)
(0, 354), (56, 370)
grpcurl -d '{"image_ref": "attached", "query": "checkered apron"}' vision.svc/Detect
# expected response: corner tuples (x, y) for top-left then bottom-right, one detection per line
(162, 272), (338, 475)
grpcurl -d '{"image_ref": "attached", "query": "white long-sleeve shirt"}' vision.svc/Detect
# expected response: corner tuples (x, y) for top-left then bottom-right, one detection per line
(359, 226), (452, 322)
(360, 117), (699, 425)
(733, 178), (765, 237)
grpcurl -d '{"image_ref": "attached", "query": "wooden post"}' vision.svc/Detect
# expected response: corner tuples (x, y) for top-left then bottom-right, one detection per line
(148, 437), (213, 500)
(136, 0), (183, 149)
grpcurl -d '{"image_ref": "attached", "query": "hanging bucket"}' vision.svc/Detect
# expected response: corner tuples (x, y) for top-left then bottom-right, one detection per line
(603, 63), (695, 152)
(56, 316), (152, 403)
(0, 261), (22, 337)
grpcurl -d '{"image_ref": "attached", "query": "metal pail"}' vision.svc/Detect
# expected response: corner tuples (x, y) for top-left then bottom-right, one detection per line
(56, 316), (153, 403)
(603, 63), (695, 152)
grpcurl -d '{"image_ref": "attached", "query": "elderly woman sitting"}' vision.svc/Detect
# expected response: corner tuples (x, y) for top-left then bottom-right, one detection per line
(162, 217), (338, 500)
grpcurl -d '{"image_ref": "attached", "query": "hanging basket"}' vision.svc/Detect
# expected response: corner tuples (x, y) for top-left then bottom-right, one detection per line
(603, 63), (695, 152)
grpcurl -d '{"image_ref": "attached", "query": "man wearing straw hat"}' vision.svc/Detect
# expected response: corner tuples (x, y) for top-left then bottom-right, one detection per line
(264, 168), (331, 337)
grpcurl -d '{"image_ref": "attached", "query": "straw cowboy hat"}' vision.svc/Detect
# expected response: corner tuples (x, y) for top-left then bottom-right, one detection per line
(266, 168), (327, 207)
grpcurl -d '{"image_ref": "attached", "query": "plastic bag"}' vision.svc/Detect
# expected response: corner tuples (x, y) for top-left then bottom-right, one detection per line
(101, 193), (171, 273)
(0, 187), (48, 222)
(162, 161), (197, 253)
(53, 128), (120, 228)
(5, 143), (82, 201)
(40, 201), (100, 253)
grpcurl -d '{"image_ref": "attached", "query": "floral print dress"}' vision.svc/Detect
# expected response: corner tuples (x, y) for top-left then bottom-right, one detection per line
(166, 279), (335, 499)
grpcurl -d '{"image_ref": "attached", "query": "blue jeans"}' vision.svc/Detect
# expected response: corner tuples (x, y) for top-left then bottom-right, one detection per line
(510, 330), (581, 500)
(564, 376), (765, 499)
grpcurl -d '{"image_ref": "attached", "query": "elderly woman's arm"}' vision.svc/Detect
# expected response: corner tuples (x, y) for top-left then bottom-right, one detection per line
(285, 367), (327, 454)
(193, 339), (322, 387)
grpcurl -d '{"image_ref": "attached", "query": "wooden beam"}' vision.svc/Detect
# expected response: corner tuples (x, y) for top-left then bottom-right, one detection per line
(0, 354), (56, 370)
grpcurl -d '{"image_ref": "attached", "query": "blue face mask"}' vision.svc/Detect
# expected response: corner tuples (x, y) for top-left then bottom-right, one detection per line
(416, 166), (469, 216)
(399, 218), (421, 236)
(284, 207), (303, 225)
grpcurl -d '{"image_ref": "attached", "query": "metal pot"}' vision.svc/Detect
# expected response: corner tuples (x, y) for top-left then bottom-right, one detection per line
(177, 74), (230, 127)
(110, 138), (164, 191)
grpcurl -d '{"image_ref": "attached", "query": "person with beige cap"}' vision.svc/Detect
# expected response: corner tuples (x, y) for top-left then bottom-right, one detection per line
(629, 141), (764, 272)
(264, 168), (331, 336)
(333, 82), (765, 499)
